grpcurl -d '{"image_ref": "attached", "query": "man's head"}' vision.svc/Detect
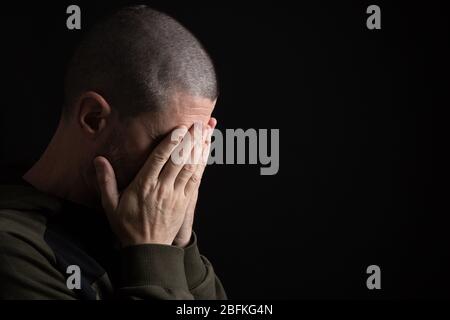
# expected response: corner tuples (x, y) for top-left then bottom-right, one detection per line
(60, 6), (218, 194)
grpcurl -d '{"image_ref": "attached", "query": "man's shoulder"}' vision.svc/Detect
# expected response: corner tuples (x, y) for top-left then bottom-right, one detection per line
(0, 182), (51, 228)
(0, 207), (47, 237)
(0, 184), (56, 257)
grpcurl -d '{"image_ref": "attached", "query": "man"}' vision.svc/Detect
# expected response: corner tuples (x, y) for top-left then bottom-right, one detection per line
(0, 6), (227, 300)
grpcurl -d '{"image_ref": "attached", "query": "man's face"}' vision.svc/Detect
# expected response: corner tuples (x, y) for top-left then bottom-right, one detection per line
(105, 92), (216, 191)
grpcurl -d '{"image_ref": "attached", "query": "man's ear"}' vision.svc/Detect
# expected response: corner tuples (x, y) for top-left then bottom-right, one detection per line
(77, 91), (112, 136)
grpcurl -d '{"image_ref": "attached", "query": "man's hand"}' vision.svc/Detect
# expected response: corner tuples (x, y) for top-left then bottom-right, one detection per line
(93, 121), (213, 247)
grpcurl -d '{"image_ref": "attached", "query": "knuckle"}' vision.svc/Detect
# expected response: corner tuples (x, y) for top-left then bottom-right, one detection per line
(134, 178), (150, 196)
(100, 176), (110, 186)
(169, 137), (180, 146)
(134, 184), (148, 201)
(134, 176), (145, 191)
(156, 183), (172, 199)
(189, 174), (201, 185)
(183, 164), (196, 174)
(152, 152), (167, 164)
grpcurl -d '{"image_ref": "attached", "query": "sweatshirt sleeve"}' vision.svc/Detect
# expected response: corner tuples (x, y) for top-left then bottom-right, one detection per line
(118, 243), (194, 299)
(118, 232), (227, 300)
(183, 232), (227, 300)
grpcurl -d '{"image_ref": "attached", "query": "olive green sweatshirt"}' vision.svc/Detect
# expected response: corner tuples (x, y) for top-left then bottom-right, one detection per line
(0, 181), (227, 300)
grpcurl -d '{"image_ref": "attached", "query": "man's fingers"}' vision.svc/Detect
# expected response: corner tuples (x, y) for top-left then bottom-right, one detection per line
(173, 124), (209, 190)
(136, 126), (188, 187)
(208, 117), (217, 131)
(160, 123), (203, 185)
(183, 125), (214, 195)
(93, 156), (119, 215)
(134, 119), (216, 192)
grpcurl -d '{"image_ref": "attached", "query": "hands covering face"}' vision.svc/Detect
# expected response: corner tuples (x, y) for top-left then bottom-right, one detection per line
(94, 118), (217, 247)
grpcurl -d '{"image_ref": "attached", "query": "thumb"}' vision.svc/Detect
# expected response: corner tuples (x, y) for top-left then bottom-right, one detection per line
(93, 156), (119, 215)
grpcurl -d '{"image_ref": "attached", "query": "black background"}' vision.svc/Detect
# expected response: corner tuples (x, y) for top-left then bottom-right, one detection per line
(0, 0), (448, 299)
